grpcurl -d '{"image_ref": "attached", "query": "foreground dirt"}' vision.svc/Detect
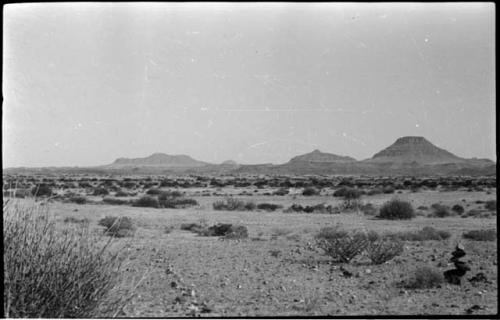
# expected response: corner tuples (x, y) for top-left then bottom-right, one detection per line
(46, 191), (497, 316)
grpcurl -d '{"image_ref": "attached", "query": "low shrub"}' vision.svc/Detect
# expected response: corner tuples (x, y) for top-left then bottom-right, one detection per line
(462, 209), (482, 218)
(366, 187), (383, 196)
(212, 198), (255, 211)
(63, 216), (90, 224)
(366, 238), (404, 264)
(359, 203), (377, 215)
(161, 197), (198, 208)
(462, 229), (496, 241)
(386, 226), (450, 241)
(195, 223), (248, 239)
(92, 187), (109, 196)
(302, 187), (320, 196)
(98, 216), (135, 237)
(146, 188), (162, 195)
(69, 196), (87, 204)
(284, 203), (338, 214)
(484, 200), (496, 211)
(114, 190), (129, 197)
(378, 199), (415, 220)
(158, 190), (183, 198)
(133, 196), (159, 208)
(180, 222), (205, 232)
(383, 186), (395, 194)
(429, 204), (453, 218)
(102, 197), (129, 206)
(31, 184), (53, 197)
(257, 203), (283, 211)
(451, 204), (465, 215)
(315, 226), (369, 263)
(404, 266), (444, 289)
(273, 188), (289, 196)
(333, 187), (362, 200)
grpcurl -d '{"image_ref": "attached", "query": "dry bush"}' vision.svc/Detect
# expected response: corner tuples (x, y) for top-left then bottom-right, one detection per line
(63, 216), (90, 224)
(31, 184), (53, 197)
(257, 203), (283, 211)
(404, 266), (443, 289)
(98, 216), (136, 238)
(302, 187), (320, 196)
(146, 188), (162, 195)
(92, 187), (109, 196)
(315, 226), (369, 263)
(485, 200), (497, 211)
(212, 198), (255, 211)
(378, 199), (415, 220)
(462, 229), (496, 241)
(366, 238), (404, 264)
(386, 226), (450, 241)
(359, 203), (377, 215)
(158, 192), (198, 208)
(451, 204), (465, 214)
(273, 188), (289, 196)
(195, 223), (248, 239)
(69, 196), (87, 204)
(133, 196), (159, 208)
(115, 190), (129, 197)
(284, 203), (338, 214)
(102, 197), (129, 206)
(3, 199), (125, 318)
(429, 203), (453, 218)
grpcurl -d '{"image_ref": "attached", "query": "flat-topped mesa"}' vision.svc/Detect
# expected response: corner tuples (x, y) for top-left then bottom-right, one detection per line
(368, 136), (463, 164)
(109, 153), (208, 168)
(288, 149), (356, 163)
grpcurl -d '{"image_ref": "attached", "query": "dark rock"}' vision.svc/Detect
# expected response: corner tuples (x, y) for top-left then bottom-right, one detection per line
(469, 272), (490, 284)
(465, 304), (482, 314)
(339, 266), (353, 278)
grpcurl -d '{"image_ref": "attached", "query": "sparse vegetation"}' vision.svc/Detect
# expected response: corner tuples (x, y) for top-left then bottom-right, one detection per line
(386, 226), (450, 241)
(98, 216), (136, 237)
(102, 197), (129, 205)
(404, 266), (444, 289)
(212, 198), (256, 211)
(451, 204), (465, 214)
(92, 187), (109, 196)
(31, 184), (53, 197)
(256, 203), (283, 211)
(284, 203), (338, 214)
(302, 187), (320, 196)
(429, 203), (453, 218)
(133, 196), (159, 208)
(485, 200), (497, 211)
(462, 229), (496, 241)
(69, 195), (87, 204)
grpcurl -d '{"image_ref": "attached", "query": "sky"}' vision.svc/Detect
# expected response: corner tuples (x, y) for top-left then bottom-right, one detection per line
(2, 3), (495, 167)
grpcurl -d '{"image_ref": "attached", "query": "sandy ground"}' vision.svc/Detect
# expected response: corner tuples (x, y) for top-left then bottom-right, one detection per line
(40, 189), (498, 316)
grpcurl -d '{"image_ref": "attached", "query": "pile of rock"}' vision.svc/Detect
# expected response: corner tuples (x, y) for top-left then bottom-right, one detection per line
(443, 244), (470, 285)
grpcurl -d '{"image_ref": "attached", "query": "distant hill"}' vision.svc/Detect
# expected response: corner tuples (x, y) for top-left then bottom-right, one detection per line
(365, 136), (463, 164)
(288, 149), (356, 163)
(104, 153), (209, 169)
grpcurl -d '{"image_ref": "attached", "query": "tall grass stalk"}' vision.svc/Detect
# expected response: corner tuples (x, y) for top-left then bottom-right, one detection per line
(3, 198), (126, 317)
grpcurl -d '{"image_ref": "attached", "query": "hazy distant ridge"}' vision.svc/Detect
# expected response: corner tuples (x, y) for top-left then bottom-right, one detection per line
(4, 136), (495, 176)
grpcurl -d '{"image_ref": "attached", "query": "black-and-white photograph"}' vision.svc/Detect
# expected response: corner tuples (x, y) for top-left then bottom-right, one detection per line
(2, 2), (496, 317)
